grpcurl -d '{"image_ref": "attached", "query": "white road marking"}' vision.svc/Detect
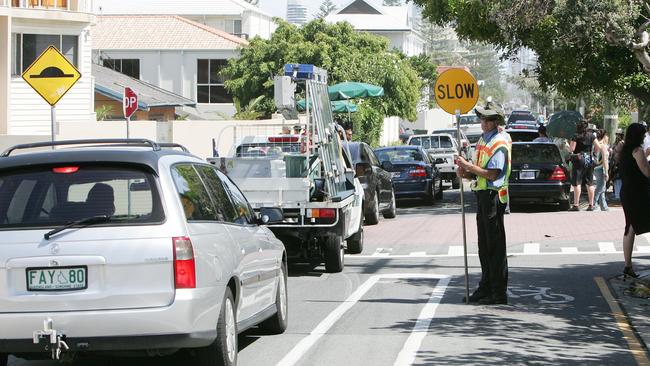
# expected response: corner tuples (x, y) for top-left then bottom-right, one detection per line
(410, 251), (426, 256)
(636, 246), (650, 253)
(393, 276), (451, 366)
(447, 246), (463, 256)
(599, 242), (616, 253)
(371, 248), (392, 257)
(523, 243), (540, 254)
(561, 247), (579, 254)
(276, 273), (451, 366)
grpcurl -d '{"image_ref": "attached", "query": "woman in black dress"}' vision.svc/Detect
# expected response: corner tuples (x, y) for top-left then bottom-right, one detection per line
(620, 123), (650, 278)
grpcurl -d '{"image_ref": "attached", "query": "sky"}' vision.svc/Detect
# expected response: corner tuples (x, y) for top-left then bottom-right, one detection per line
(258, 0), (351, 19)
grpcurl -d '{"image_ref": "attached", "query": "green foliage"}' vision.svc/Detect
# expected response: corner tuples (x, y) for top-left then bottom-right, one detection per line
(233, 95), (265, 120)
(222, 19), (422, 134)
(314, 0), (337, 18)
(408, 54), (438, 105)
(351, 103), (384, 147)
(95, 105), (113, 121)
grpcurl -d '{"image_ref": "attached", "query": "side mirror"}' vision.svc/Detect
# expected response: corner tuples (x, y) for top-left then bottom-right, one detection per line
(381, 161), (393, 171)
(259, 207), (283, 224)
(355, 162), (372, 176)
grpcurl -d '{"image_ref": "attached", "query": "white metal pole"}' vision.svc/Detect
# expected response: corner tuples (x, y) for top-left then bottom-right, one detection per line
(456, 109), (469, 304)
(126, 116), (130, 139)
(50, 105), (56, 148)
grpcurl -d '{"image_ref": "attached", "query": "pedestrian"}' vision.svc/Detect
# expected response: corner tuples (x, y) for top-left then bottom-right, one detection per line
(568, 120), (601, 211)
(533, 125), (552, 142)
(593, 129), (609, 211)
(619, 123), (650, 278)
(455, 99), (511, 305)
(612, 128), (625, 200)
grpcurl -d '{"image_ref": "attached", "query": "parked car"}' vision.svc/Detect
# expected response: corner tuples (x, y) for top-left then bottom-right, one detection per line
(374, 146), (443, 204)
(509, 141), (571, 210)
(453, 113), (482, 145)
(407, 133), (461, 189)
(0, 139), (288, 366)
(345, 142), (396, 225)
(506, 127), (539, 142)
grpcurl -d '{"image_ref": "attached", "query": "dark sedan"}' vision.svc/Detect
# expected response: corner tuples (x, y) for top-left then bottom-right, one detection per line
(345, 142), (396, 225)
(508, 142), (571, 210)
(374, 146), (442, 204)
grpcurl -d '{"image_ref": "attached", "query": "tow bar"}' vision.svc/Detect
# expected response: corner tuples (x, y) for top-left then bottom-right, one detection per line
(33, 318), (69, 360)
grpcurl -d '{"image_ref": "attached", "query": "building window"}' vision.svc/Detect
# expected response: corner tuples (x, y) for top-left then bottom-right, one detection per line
(103, 59), (140, 79)
(12, 34), (78, 76)
(197, 59), (232, 103)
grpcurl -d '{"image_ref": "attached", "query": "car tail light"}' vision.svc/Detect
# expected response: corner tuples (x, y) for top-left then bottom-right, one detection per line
(173, 237), (196, 289)
(408, 167), (427, 177)
(550, 167), (566, 181)
(52, 166), (79, 174)
(307, 208), (336, 218)
(268, 136), (299, 143)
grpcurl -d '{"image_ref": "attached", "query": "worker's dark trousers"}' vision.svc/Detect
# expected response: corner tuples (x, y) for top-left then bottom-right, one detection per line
(475, 190), (508, 299)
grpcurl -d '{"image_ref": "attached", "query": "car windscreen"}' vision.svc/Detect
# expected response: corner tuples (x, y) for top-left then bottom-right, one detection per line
(459, 115), (479, 125)
(507, 114), (536, 123)
(0, 165), (163, 229)
(376, 149), (425, 163)
(409, 136), (453, 149)
(236, 143), (301, 158)
(512, 144), (562, 164)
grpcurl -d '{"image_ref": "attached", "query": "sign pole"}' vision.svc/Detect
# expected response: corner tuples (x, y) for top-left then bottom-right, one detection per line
(126, 116), (130, 139)
(50, 105), (56, 148)
(456, 109), (470, 304)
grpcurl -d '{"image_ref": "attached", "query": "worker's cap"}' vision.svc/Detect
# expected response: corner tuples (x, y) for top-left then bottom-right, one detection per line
(474, 99), (505, 123)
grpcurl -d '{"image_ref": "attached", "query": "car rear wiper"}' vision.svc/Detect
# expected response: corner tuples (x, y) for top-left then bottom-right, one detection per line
(44, 215), (111, 240)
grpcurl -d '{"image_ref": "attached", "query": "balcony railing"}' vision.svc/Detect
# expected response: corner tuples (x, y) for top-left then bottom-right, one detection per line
(3, 0), (92, 12)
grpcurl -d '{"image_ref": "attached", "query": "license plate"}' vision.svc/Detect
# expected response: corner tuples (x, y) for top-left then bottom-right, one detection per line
(391, 172), (401, 178)
(519, 170), (536, 180)
(26, 266), (87, 291)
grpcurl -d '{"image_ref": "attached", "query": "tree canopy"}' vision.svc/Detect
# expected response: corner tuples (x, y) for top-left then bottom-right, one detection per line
(412, 0), (650, 118)
(314, 0), (337, 18)
(222, 19), (425, 145)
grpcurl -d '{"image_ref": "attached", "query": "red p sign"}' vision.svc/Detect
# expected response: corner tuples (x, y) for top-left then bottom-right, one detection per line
(123, 87), (138, 119)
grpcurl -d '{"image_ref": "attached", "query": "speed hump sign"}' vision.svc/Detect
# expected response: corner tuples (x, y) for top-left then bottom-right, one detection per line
(434, 68), (479, 114)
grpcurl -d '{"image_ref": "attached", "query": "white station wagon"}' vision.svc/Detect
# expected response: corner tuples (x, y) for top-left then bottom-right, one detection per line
(0, 139), (288, 366)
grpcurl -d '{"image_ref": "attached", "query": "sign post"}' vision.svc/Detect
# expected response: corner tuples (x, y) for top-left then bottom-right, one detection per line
(123, 87), (138, 139)
(22, 45), (81, 146)
(434, 68), (479, 304)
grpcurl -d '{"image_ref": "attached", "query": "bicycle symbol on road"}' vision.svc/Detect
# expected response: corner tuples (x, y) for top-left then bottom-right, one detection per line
(507, 286), (574, 304)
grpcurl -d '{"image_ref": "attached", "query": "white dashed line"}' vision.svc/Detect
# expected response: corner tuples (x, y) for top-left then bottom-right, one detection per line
(523, 243), (540, 254)
(561, 247), (579, 254)
(598, 242), (616, 253)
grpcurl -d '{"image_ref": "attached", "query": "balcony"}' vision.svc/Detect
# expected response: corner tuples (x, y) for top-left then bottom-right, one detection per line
(1, 0), (92, 13)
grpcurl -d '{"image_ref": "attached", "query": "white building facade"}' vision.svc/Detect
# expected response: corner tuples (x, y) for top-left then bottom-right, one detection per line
(325, 0), (426, 57)
(0, 0), (95, 136)
(93, 0), (276, 40)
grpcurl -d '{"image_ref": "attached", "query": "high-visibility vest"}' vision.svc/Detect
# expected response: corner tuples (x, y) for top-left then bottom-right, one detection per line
(471, 130), (512, 204)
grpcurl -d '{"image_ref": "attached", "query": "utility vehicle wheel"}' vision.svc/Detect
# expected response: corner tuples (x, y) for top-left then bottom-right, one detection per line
(324, 236), (344, 273)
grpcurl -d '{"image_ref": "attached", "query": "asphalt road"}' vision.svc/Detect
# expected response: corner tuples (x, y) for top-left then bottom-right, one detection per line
(10, 186), (649, 365)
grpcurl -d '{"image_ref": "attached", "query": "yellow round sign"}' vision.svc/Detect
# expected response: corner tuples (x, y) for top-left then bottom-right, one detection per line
(434, 68), (479, 114)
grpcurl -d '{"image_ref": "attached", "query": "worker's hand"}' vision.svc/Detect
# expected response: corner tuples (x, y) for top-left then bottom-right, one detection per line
(456, 166), (466, 179)
(455, 155), (472, 171)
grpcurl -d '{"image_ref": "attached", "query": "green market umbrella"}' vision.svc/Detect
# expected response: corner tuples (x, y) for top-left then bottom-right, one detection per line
(327, 82), (384, 101)
(296, 99), (358, 113)
(547, 111), (582, 138)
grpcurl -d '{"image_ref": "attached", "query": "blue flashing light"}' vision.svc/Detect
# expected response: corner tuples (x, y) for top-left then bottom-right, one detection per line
(284, 64), (328, 82)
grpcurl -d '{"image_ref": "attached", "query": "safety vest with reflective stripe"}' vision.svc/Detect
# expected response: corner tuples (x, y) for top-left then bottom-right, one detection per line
(471, 130), (512, 204)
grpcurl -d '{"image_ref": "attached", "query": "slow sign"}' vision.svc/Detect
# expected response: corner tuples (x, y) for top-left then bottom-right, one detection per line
(434, 68), (479, 115)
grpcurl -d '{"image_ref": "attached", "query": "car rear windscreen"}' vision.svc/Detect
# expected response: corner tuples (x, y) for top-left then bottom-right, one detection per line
(512, 144), (562, 164)
(459, 115), (479, 125)
(508, 131), (539, 142)
(376, 149), (425, 163)
(0, 165), (163, 229)
(409, 136), (453, 149)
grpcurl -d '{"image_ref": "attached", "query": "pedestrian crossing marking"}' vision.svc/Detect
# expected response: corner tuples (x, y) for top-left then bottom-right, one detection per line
(410, 251), (426, 256)
(598, 242), (616, 253)
(561, 247), (579, 254)
(524, 243), (540, 254)
(636, 246), (650, 253)
(447, 246), (463, 256)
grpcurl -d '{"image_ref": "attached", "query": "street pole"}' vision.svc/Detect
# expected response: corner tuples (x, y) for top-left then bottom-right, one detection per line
(126, 116), (130, 139)
(50, 105), (56, 149)
(456, 109), (470, 304)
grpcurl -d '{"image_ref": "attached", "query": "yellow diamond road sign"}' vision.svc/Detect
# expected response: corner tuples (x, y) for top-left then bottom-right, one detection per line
(22, 45), (81, 106)
(434, 68), (479, 115)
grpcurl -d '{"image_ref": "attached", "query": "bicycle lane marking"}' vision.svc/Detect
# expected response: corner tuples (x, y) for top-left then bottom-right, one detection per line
(595, 277), (650, 366)
(275, 273), (451, 366)
(393, 276), (451, 366)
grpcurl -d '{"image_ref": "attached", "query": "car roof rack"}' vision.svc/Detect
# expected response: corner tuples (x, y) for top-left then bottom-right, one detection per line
(158, 143), (190, 153)
(1, 139), (162, 157)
